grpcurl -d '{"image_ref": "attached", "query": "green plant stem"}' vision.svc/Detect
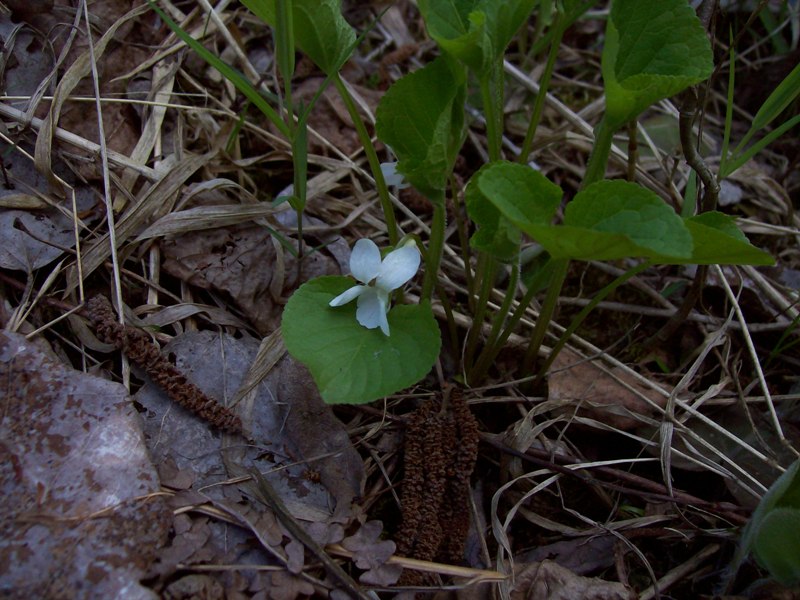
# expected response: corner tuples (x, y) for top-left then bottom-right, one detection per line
(582, 115), (616, 188)
(533, 260), (652, 386)
(518, 15), (565, 165)
(521, 258), (569, 375)
(421, 202), (446, 302)
(468, 257), (556, 383)
(451, 173), (473, 295)
(274, 0), (306, 270)
(463, 57), (504, 376)
(464, 253), (498, 374)
(436, 280), (459, 361)
(480, 57), (505, 162)
(626, 119), (638, 181)
(332, 74), (398, 245)
(480, 264), (519, 360)
(468, 263), (518, 383)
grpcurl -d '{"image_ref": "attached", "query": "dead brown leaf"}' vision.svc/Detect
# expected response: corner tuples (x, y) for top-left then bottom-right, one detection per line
(163, 574), (225, 600)
(511, 561), (634, 600)
(267, 571), (315, 600)
(162, 222), (340, 335)
(0, 143), (95, 271)
(549, 348), (667, 431)
(519, 535), (616, 575)
(341, 520), (402, 585)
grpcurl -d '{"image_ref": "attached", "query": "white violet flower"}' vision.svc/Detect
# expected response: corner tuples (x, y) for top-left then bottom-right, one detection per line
(380, 161), (410, 189)
(329, 238), (420, 336)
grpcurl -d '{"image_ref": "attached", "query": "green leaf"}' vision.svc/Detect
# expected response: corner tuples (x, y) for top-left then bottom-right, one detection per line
(521, 224), (654, 261)
(566, 180), (693, 259)
(722, 112), (800, 178)
(477, 161), (563, 225)
(418, 0), (484, 70)
(419, 0), (539, 70)
(466, 161), (561, 261)
(281, 277), (441, 404)
(682, 212), (774, 265)
(465, 164), (520, 261)
(601, 0), (713, 129)
(241, 0), (355, 74)
(485, 178), (696, 262)
(376, 56), (467, 202)
(737, 61), (800, 153)
(735, 460), (800, 584)
(753, 508), (800, 585)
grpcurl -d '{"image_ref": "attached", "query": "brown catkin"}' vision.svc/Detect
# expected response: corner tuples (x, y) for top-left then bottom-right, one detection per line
(395, 387), (480, 585)
(86, 296), (244, 436)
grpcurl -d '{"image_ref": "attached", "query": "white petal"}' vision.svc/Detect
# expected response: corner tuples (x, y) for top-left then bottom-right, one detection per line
(356, 288), (390, 335)
(376, 245), (420, 291)
(380, 161), (409, 189)
(329, 285), (367, 307)
(350, 239), (382, 284)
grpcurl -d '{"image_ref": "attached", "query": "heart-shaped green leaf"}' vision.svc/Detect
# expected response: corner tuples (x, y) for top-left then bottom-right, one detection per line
(465, 164), (520, 261)
(419, 0), (538, 71)
(282, 277), (441, 404)
(418, 0), (485, 70)
(241, 0), (355, 75)
(682, 212), (774, 265)
(601, 0), (713, 129)
(734, 459), (800, 585)
(520, 224), (656, 261)
(484, 177), (695, 262)
(566, 180), (693, 259)
(376, 56), (467, 202)
(753, 508), (800, 585)
(466, 161), (561, 261)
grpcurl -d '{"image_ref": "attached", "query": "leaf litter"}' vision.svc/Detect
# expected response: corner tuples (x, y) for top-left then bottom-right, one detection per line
(0, 0), (799, 598)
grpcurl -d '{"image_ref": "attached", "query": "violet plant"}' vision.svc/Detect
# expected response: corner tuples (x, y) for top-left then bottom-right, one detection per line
(278, 0), (780, 403)
(156, 0), (792, 404)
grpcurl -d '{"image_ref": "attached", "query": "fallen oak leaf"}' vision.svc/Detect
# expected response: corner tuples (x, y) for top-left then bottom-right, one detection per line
(341, 520), (396, 571)
(548, 347), (667, 431)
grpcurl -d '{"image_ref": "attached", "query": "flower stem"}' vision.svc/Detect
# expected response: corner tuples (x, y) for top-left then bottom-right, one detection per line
(480, 57), (505, 162)
(581, 115), (616, 189)
(451, 173), (473, 296)
(468, 258), (553, 383)
(421, 201), (446, 302)
(333, 74), (398, 245)
(467, 262), (518, 384)
(521, 258), (569, 375)
(463, 254), (498, 376)
(518, 14), (565, 165)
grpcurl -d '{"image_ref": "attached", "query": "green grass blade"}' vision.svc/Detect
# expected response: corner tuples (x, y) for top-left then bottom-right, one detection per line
(719, 29), (736, 179)
(722, 113), (800, 178)
(733, 60), (800, 156)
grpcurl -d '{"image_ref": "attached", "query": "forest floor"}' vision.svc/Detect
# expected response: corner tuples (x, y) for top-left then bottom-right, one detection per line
(0, 1), (799, 599)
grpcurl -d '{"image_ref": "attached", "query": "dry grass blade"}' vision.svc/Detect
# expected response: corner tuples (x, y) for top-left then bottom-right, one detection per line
(65, 151), (215, 292)
(33, 4), (151, 195)
(135, 202), (280, 240)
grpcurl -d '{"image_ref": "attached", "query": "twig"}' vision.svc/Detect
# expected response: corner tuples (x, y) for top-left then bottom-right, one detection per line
(248, 468), (371, 600)
(86, 295), (244, 436)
